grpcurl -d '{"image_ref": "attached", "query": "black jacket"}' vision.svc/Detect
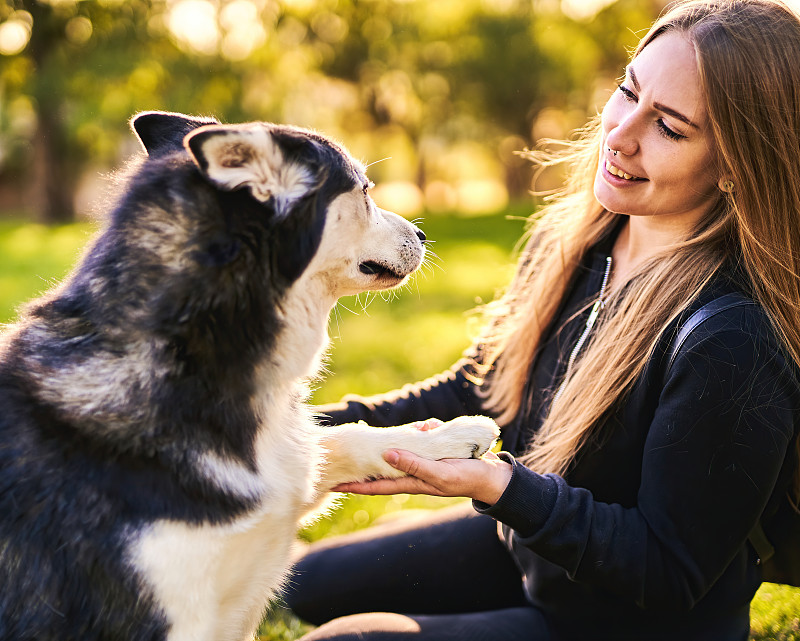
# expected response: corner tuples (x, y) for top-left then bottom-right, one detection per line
(318, 233), (800, 641)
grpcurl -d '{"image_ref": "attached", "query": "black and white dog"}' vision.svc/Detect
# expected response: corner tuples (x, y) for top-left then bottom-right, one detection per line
(0, 112), (499, 640)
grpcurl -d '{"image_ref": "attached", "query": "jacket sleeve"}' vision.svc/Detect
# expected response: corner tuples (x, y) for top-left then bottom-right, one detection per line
(476, 307), (799, 611)
(316, 357), (488, 427)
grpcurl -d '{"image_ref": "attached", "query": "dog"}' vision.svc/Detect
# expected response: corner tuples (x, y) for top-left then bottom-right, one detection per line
(0, 111), (499, 641)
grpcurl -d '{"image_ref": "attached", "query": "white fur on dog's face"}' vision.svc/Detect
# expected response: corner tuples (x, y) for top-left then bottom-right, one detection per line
(308, 184), (425, 299)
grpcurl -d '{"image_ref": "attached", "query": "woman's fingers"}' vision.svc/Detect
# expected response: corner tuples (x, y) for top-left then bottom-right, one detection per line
(384, 449), (444, 480)
(331, 474), (442, 496)
(331, 450), (459, 496)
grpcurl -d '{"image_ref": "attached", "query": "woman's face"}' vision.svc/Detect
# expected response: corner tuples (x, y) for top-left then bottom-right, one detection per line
(594, 31), (721, 227)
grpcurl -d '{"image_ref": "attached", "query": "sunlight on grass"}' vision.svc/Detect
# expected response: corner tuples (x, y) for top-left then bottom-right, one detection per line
(319, 312), (475, 404)
(299, 494), (469, 543)
(750, 583), (800, 640)
(0, 221), (95, 323)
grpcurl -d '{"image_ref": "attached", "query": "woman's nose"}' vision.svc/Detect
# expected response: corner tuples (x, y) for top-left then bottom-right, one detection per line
(605, 115), (641, 157)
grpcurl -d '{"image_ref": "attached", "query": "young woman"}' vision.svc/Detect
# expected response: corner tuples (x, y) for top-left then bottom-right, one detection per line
(284, 1), (800, 639)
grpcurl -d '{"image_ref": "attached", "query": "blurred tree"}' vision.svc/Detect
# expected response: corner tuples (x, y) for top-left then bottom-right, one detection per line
(14, 0), (80, 222)
(2, 0), (160, 223)
(292, 0), (548, 200)
(0, 0), (249, 224)
(0, 0), (661, 224)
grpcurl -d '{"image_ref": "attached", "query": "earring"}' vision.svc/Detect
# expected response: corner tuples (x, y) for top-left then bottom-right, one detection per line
(719, 179), (735, 193)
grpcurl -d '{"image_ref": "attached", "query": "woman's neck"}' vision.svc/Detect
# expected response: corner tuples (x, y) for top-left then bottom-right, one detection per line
(609, 214), (696, 290)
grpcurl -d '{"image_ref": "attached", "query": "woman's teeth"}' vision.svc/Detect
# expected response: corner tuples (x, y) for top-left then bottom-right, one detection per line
(605, 160), (638, 180)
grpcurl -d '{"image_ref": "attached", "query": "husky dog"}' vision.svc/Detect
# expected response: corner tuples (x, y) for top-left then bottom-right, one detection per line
(0, 112), (499, 641)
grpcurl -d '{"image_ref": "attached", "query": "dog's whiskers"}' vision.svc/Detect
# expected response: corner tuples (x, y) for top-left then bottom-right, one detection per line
(349, 291), (377, 315)
(379, 289), (401, 304)
(423, 249), (443, 267)
(363, 291), (378, 311)
(418, 251), (444, 281)
(335, 299), (358, 317)
(329, 304), (344, 339)
(364, 157), (391, 170)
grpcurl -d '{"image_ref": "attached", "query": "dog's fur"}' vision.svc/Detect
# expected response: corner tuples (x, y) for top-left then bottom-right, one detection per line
(0, 112), (499, 641)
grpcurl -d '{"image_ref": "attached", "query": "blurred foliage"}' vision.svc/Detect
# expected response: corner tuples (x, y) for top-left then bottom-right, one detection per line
(0, 0), (669, 222)
(0, 220), (92, 320)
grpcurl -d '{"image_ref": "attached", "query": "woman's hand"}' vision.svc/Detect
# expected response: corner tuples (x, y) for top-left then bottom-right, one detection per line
(332, 449), (512, 506)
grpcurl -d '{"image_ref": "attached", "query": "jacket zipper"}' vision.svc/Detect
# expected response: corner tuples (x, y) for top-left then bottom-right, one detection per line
(553, 256), (613, 403)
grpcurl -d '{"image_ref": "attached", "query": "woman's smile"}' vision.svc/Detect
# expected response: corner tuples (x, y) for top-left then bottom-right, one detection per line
(603, 159), (645, 182)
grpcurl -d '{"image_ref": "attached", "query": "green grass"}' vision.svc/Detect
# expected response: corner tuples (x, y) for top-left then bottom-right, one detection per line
(0, 220), (95, 324)
(0, 213), (798, 640)
(751, 583), (800, 640)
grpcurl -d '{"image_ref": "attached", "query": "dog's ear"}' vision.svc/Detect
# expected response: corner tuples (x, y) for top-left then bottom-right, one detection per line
(184, 124), (321, 218)
(131, 111), (219, 159)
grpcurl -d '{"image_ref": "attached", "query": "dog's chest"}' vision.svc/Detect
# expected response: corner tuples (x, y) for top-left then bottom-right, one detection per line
(130, 419), (322, 641)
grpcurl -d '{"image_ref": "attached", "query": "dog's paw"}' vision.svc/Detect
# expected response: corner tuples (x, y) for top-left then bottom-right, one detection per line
(418, 415), (500, 460)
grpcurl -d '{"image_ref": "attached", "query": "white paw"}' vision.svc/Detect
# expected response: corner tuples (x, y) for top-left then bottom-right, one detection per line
(418, 415), (500, 460)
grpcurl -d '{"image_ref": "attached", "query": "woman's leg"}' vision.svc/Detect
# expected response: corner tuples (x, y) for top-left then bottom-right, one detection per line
(298, 607), (552, 641)
(284, 503), (528, 626)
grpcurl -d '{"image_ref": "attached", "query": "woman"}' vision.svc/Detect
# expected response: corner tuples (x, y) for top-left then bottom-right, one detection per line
(285, 1), (800, 639)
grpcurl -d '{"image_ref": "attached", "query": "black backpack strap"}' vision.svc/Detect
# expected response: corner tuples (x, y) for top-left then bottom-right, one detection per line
(666, 292), (757, 374)
(749, 522), (776, 564)
(666, 293), (771, 561)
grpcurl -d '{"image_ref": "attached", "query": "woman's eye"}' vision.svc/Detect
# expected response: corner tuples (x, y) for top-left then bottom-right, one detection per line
(657, 119), (687, 141)
(617, 83), (687, 141)
(617, 84), (637, 102)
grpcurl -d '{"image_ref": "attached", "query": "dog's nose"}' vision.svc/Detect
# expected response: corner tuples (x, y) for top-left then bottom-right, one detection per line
(415, 229), (427, 243)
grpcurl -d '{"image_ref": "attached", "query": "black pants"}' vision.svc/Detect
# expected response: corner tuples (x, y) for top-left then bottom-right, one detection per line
(283, 503), (553, 641)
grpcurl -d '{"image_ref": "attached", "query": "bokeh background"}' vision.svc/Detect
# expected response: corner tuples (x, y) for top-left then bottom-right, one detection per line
(1, 1), (799, 639)
(0, 0), (670, 224)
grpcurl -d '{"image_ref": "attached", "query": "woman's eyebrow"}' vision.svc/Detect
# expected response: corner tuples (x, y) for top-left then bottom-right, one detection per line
(629, 66), (700, 130)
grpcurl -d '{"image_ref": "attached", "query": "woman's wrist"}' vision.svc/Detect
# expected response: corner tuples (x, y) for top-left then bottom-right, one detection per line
(471, 455), (513, 505)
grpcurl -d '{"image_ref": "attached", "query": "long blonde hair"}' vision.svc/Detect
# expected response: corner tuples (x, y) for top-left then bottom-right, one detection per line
(478, 0), (800, 479)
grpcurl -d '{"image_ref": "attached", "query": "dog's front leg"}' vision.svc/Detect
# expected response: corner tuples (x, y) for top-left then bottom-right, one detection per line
(316, 416), (500, 491)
